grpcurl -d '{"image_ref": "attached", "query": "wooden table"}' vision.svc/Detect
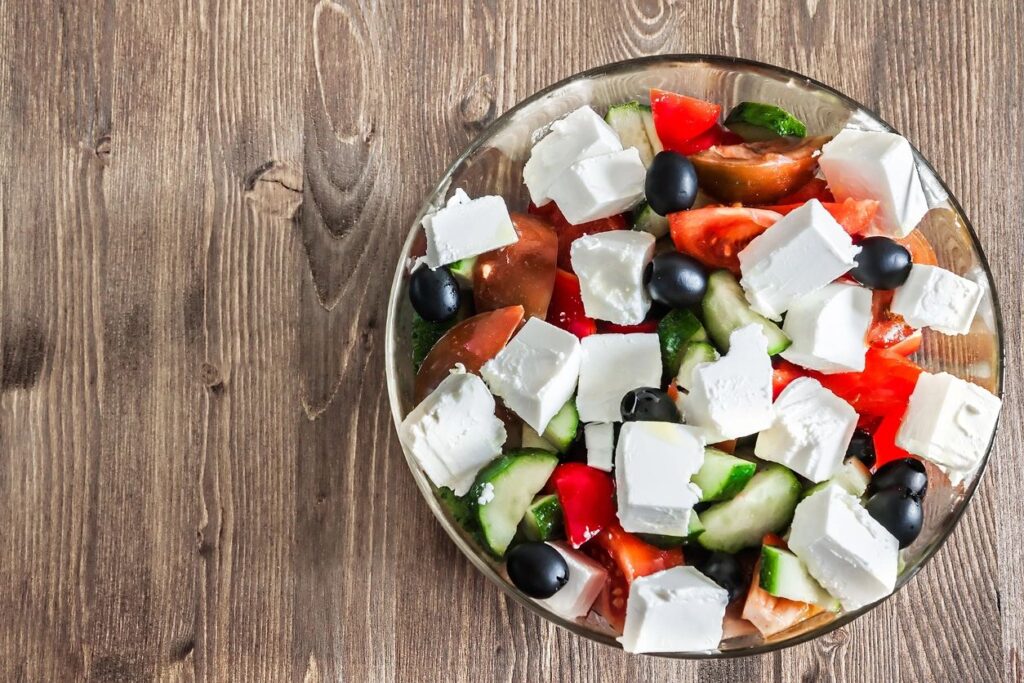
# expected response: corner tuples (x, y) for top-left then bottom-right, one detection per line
(1, 1), (1020, 680)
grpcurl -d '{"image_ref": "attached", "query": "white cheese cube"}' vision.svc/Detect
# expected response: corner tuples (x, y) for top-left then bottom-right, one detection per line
(788, 485), (898, 610)
(571, 231), (655, 325)
(755, 378), (858, 483)
(615, 422), (705, 536)
(682, 324), (773, 442)
(738, 200), (861, 320)
(890, 264), (983, 336)
(584, 422), (615, 472)
(537, 542), (608, 620)
(523, 106), (623, 207)
(576, 334), (661, 423)
(422, 191), (518, 268)
(548, 148), (646, 225)
(619, 566), (729, 653)
(781, 283), (872, 373)
(819, 129), (929, 237)
(895, 372), (1001, 485)
(481, 318), (582, 434)
(398, 371), (506, 495)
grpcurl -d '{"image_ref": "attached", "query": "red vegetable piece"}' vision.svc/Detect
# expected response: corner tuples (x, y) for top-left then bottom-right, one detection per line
(872, 407), (913, 470)
(650, 88), (722, 152)
(772, 359), (808, 399)
(598, 318), (660, 334)
(668, 206), (782, 274)
(473, 212), (558, 320)
(549, 463), (616, 549)
(674, 123), (744, 155)
(774, 177), (835, 204)
(762, 199), (880, 236)
(867, 290), (919, 353)
(528, 201), (626, 272)
(545, 269), (597, 339)
(815, 348), (923, 420)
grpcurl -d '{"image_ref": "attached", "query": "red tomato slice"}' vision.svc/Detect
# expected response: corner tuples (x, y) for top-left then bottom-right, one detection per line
(772, 359), (807, 399)
(473, 212), (557, 320)
(597, 318), (660, 334)
(815, 348), (923, 420)
(528, 202), (626, 272)
(867, 290), (919, 352)
(414, 306), (524, 402)
(872, 407), (912, 469)
(668, 207), (782, 273)
(585, 523), (685, 632)
(650, 89), (722, 152)
(545, 269), (597, 339)
(775, 178), (835, 204)
(761, 198), (880, 236)
(549, 463), (616, 548)
(675, 123), (744, 155)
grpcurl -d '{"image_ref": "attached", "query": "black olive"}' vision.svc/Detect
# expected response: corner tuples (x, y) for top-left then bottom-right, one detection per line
(696, 552), (745, 602)
(621, 387), (681, 423)
(850, 236), (912, 290)
(867, 458), (928, 500)
(645, 151), (699, 216)
(865, 488), (923, 549)
(846, 429), (877, 469)
(506, 542), (569, 599)
(645, 252), (708, 309)
(409, 265), (460, 322)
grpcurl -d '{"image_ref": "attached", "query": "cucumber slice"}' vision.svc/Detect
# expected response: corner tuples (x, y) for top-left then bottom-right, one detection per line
(637, 513), (703, 549)
(520, 493), (564, 542)
(692, 448), (757, 502)
(521, 424), (556, 452)
(638, 104), (664, 155)
(412, 312), (459, 372)
(448, 257), (476, 289)
(760, 545), (839, 610)
(470, 449), (559, 557)
(542, 399), (579, 453)
(698, 464), (802, 553)
(675, 341), (719, 391)
(436, 486), (475, 530)
(802, 458), (871, 499)
(632, 201), (670, 238)
(658, 309), (708, 378)
(725, 102), (807, 141)
(605, 101), (656, 167)
(702, 270), (790, 354)
(687, 511), (704, 539)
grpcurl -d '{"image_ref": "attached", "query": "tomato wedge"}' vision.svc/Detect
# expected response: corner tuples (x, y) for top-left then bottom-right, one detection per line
(774, 177), (834, 204)
(414, 306), (524, 402)
(762, 198), (880, 236)
(549, 463), (616, 548)
(545, 269), (597, 339)
(674, 123), (744, 155)
(867, 290), (919, 353)
(772, 359), (807, 399)
(815, 347), (923, 420)
(473, 212), (557, 320)
(650, 89), (721, 152)
(668, 207), (782, 273)
(872, 407), (913, 469)
(585, 523), (685, 632)
(597, 318), (660, 334)
(690, 136), (831, 204)
(742, 534), (825, 638)
(528, 202), (626, 272)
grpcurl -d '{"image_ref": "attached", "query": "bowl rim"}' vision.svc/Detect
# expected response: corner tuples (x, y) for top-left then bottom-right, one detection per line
(384, 53), (1005, 659)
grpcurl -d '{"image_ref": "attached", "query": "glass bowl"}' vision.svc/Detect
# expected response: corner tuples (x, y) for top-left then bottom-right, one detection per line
(384, 55), (1004, 657)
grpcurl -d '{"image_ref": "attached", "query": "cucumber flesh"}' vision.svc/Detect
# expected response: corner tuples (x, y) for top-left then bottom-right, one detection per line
(542, 399), (579, 453)
(760, 545), (839, 610)
(692, 448), (757, 502)
(702, 270), (790, 355)
(521, 424), (556, 452)
(520, 493), (564, 542)
(639, 104), (664, 155)
(658, 309), (708, 378)
(605, 102), (656, 167)
(725, 102), (807, 141)
(632, 201), (670, 238)
(698, 464), (802, 553)
(448, 257), (476, 289)
(802, 458), (871, 499)
(637, 513), (703, 549)
(470, 449), (559, 556)
(675, 341), (719, 391)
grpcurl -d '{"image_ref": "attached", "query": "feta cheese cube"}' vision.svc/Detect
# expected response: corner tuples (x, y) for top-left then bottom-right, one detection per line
(619, 566), (729, 653)
(422, 191), (518, 268)
(481, 318), (582, 434)
(548, 148), (646, 225)
(755, 378), (858, 483)
(523, 106), (623, 207)
(536, 542), (608, 620)
(781, 283), (872, 373)
(615, 422), (705, 536)
(738, 200), (861, 320)
(584, 422), (614, 472)
(788, 485), (899, 611)
(895, 372), (1001, 485)
(819, 129), (929, 237)
(890, 264), (983, 336)
(571, 231), (655, 325)
(398, 371), (506, 495)
(682, 324), (773, 442)
(576, 334), (661, 423)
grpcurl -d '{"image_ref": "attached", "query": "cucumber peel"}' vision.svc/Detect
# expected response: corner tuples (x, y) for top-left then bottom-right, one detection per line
(702, 270), (790, 354)
(520, 494), (564, 542)
(692, 448), (757, 502)
(697, 464), (802, 553)
(725, 102), (807, 141)
(658, 309), (708, 378)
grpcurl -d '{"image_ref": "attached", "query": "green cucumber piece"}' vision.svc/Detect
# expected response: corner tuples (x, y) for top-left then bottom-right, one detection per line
(725, 102), (807, 141)
(658, 309), (708, 378)
(542, 399), (579, 453)
(637, 513), (703, 549)
(698, 464), (802, 553)
(631, 201), (670, 238)
(638, 104), (664, 155)
(521, 424), (556, 452)
(448, 257), (476, 289)
(675, 341), (719, 391)
(412, 312), (458, 372)
(469, 449), (559, 557)
(520, 494), (564, 542)
(692, 448), (757, 502)
(760, 545), (839, 609)
(436, 486), (475, 530)
(605, 101), (656, 167)
(802, 459), (872, 499)
(702, 270), (790, 354)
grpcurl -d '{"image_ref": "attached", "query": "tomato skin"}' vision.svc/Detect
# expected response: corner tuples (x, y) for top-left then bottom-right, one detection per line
(762, 198), (880, 236)
(668, 207), (782, 273)
(549, 463), (617, 548)
(815, 348), (924, 420)
(545, 269), (597, 339)
(473, 212), (558, 320)
(650, 89), (722, 152)
(528, 202), (626, 272)
(675, 123), (744, 155)
(597, 318), (660, 334)
(867, 290), (919, 352)
(872, 407), (912, 469)
(772, 359), (807, 399)
(775, 178), (835, 204)
(690, 136), (830, 205)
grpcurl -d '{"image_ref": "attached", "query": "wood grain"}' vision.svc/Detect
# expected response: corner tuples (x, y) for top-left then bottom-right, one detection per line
(0, 0), (1020, 681)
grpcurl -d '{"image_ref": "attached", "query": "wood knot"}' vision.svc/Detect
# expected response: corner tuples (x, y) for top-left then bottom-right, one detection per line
(244, 160), (303, 219)
(821, 626), (850, 651)
(458, 75), (495, 131)
(95, 135), (112, 163)
(198, 362), (223, 390)
(1, 318), (47, 391)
